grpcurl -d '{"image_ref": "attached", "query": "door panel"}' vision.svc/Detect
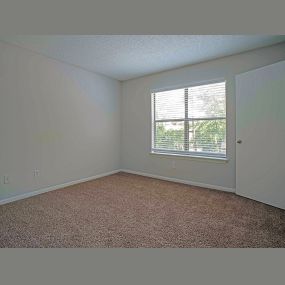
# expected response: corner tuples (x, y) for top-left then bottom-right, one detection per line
(236, 60), (285, 209)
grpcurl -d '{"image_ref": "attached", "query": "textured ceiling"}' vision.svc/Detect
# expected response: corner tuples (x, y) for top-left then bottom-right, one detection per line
(2, 35), (285, 80)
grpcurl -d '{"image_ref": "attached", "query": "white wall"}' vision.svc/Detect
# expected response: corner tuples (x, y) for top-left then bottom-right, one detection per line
(121, 42), (285, 190)
(0, 41), (121, 200)
(1, 41), (285, 201)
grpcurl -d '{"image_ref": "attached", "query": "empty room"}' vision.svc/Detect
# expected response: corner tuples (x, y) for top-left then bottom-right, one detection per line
(0, 35), (285, 248)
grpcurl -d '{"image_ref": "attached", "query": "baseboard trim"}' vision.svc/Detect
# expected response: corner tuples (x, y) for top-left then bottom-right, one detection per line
(0, 168), (235, 205)
(0, 169), (121, 205)
(120, 169), (235, 193)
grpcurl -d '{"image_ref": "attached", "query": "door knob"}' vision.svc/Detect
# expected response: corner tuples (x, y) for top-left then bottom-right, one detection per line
(237, 139), (242, 144)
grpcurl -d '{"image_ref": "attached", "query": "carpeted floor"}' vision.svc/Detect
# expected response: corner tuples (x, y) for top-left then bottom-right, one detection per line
(0, 172), (284, 247)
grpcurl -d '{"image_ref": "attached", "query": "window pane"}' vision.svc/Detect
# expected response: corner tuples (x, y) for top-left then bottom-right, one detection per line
(154, 88), (185, 120)
(155, 121), (184, 151)
(188, 119), (226, 154)
(152, 81), (227, 158)
(188, 82), (226, 118)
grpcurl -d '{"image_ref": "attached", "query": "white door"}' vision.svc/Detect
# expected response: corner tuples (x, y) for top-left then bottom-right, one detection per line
(236, 60), (285, 210)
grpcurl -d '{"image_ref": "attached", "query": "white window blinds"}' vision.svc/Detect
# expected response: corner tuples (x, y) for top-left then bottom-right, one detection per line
(152, 81), (226, 158)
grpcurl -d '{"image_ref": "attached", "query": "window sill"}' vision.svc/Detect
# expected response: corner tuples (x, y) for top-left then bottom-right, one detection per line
(149, 151), (229, 163)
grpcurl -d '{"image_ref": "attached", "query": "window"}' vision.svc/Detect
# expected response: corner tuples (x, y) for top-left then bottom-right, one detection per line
(151, 81), (226, 159)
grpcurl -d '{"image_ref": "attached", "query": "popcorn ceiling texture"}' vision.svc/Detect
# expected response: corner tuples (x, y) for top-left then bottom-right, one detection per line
(2, 35), (285, 80)
(0, 172), (284, 248)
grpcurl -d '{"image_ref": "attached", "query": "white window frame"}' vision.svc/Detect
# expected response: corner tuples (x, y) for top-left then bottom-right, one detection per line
(150, 79), (227, 160)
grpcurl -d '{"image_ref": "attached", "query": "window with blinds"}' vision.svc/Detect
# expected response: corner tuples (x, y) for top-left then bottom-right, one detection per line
(151, 81), (226, 158)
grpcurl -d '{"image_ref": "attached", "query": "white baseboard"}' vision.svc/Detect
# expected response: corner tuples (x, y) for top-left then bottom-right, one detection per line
(0, 168), (235, 205)
(120, 169), (235, 193)
(0, 169), (120, 205)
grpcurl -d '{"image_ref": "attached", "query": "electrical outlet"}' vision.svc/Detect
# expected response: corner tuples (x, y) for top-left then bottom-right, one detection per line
(34, 169), (40, 177)
(4, 175), (9, 184)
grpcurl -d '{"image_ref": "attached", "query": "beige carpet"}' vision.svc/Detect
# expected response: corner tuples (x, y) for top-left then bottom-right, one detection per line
(0, 172), (284, 247)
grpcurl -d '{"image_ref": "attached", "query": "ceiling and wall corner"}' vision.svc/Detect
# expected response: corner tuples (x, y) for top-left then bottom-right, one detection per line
(1, 35), (285, 81)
